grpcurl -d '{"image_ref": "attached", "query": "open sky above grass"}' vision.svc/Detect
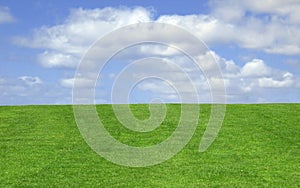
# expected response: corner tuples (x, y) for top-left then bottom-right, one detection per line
(0, 0), (300, 105)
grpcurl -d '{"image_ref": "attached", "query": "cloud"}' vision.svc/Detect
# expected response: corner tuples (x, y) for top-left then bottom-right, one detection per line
(103, 47), (298, 103)
(37, 51), (78, 68)
(14, 5), (300, 71)
(60, 77), (95, 88)
(18, 76), (43, 86)
(0, 76), (72, 105)
(158, 14), (236, 45)
(0, 6), (15, 24)
(15, 7), (152, 49)
(137, 80), (177, 95)
(258, 75), (294, 88)
(157, 0), (300, 55)
(209, 0), (300, 24)
(233, 58), (295, 89)
(9, 5), (300, 104)
(13, 7), (153, 68)
(139, 45), (179, 56)
(241, 59), (272, 77)
(60, 78), (75, 88)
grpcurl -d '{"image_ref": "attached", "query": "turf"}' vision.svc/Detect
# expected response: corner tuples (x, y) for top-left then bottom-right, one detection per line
(1, 104), (299, 187)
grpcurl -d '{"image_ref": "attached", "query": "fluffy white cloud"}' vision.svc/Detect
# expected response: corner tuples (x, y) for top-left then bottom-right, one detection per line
(159, 15), (300, 55)
(241, 59), (272, 77)
(258, 76), (293, 88)
(158, 15), (235, 45)
(15, 7), (152, 49)
(157, 0), (300, 55)
(14, 7), (153, 68)
(14, 4), (300, 71)
(0, 6), (14, 24)
(10, 5), (300, 103)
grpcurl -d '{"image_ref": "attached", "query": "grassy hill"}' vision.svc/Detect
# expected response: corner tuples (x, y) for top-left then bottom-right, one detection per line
(1, 104), (299, 187)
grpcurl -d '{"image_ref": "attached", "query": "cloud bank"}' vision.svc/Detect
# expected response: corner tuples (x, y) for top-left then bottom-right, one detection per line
(9, 2), (300, 103)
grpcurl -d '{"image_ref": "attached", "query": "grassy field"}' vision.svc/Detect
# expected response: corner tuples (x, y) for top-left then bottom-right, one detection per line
(1, 104), (299, 187)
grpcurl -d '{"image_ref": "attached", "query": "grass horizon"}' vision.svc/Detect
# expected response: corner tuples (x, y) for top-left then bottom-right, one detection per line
(1, 101), (300, 107)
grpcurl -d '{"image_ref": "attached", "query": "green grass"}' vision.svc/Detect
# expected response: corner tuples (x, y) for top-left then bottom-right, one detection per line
(1, 104), (299, 187)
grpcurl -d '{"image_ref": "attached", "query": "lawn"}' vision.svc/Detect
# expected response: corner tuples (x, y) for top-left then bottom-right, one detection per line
(1, 104), (299, 187)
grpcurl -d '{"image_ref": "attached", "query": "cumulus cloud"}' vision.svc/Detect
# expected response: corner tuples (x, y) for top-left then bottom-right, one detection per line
(240, 59), (272, 77)
(193, 52), (298, 102)
(258, 75), (294, 88)
(0, 6), (15, 24)
(155, 0), (300, 55)
(14, 4), (300, 70)
(14, 7), (153, 68)
(10, 5), (300, 103)
(158, 15), (300, 55)
(157, 15), (235, 45)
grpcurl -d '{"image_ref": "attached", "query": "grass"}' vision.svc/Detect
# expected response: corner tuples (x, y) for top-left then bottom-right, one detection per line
(0, 104), (299, 187)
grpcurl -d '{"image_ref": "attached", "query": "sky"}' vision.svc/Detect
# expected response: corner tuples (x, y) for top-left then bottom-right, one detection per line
(0, 0), (300, 105)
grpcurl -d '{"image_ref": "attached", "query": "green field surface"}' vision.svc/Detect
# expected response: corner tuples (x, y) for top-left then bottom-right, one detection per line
(1, 104), (299, 187)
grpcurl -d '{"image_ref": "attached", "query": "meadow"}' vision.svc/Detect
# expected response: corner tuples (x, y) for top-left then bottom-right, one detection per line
(1, 104), (299, 187)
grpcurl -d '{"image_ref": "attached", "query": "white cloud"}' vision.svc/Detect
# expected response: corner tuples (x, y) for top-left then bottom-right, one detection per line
(258, 76), (293, 88)
(13, 7), (153, 68)
(60, 77), (95, 88)
(14, 5), (300, 71)
(38, 51), (78, 68)
(157, 14), (235, 45)
(230, 58), (296, 91)
(157, 0), (300, 55)
(0, 6), (14, 24)
(241, 59), (271, 77)
(137, 81), (176, 94)
(210, 0), (300, 24)
(265, 45), (300, 55)
(18, 76), (43, 86)
(15, 7), (152, 49)
(139, 45), (179, 56)
(261, 72), (294, 88)
(104, 48), (298, 103)
(9, 5), (300, 104)
(60, 78), (75, 88)
(195, 50), (223, 72)
(0, 76), (73, 105)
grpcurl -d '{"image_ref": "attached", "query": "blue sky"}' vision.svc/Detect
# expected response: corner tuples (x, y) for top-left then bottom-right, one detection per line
(0, 0), (299, 105)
